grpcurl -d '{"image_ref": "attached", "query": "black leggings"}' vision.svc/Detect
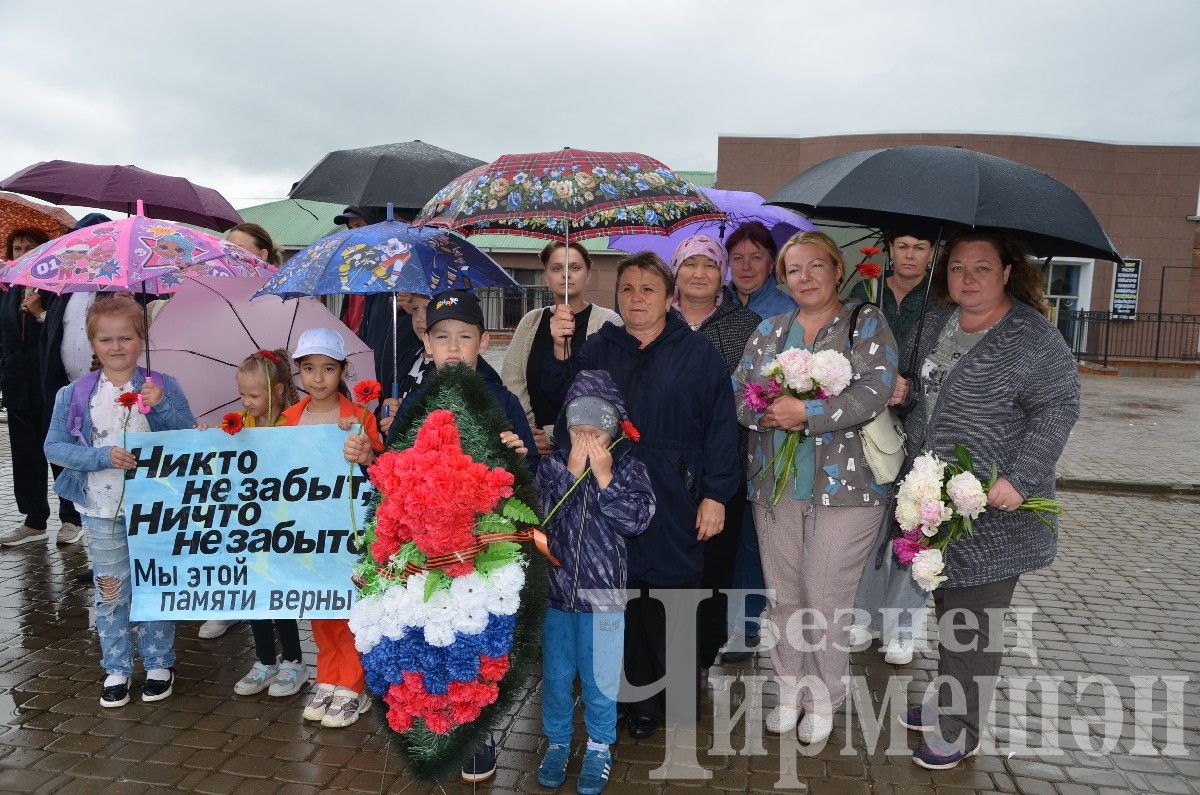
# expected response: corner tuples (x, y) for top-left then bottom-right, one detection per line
(251, 619), (302, 665)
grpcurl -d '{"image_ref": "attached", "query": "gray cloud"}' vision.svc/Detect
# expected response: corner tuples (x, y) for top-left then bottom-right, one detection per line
(1, 0), (1196, 208)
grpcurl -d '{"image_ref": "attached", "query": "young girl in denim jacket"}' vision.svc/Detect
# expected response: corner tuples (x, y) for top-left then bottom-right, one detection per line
(44, 295), (195, 708)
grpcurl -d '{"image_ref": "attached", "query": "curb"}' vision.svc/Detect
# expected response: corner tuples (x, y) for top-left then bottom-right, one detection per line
(1056, 476), (1200, 497)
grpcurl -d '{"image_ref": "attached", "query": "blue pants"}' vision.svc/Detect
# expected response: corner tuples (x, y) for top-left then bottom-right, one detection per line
(84, 515), (176, 677)
(730, 500), (768, 637)
(541, 607), (624, 746)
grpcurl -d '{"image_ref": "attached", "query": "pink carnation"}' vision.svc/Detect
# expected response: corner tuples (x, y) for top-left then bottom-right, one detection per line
(743, 382), (771, 412)
(892, 531), (925, 565)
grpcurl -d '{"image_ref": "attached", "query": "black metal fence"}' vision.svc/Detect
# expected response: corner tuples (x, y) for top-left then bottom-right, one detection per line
(1061, 311), (1200, 366)
(477, 287), (554, 331)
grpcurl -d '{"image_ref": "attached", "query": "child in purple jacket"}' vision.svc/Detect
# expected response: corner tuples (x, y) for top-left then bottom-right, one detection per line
(535, 369), (655, 795)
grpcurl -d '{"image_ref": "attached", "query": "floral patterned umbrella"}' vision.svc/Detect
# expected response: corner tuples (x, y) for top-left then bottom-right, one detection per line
(414, 149), (721, 241)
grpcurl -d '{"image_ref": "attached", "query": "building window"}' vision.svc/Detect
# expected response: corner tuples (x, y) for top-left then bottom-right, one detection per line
(1044, 258), (1093, 345)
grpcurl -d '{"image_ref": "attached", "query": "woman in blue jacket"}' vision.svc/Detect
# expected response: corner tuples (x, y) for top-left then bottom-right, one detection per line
(543, 252), (739, 740)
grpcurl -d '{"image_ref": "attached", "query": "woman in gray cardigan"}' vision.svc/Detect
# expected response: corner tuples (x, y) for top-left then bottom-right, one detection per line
(892, 228), (1080, 771)
(733, 231), (898, 745)
(501, 241), (619, 454)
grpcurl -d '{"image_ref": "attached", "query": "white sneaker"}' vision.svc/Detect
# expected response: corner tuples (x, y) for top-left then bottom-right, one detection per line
(321, 688), (371, 728)
(884, 638), (914, 666)
(0, 524), (48, 547)
(302, 683), (336, 722)
(797, 713), (833, 744)
(847, 624), (873, 648)
(268, 661), (308, 697)
(197, 620), (236, 639)
(234, 661), (278, 696)
(765, 704), (802, 734)
(57, 523), (86, 545)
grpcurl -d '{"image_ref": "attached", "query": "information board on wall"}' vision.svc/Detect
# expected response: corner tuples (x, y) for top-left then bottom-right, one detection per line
(1111, 259), (1140, 318)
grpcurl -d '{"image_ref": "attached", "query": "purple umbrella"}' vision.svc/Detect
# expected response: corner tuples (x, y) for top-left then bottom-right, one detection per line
(607, 187), (814, 260)
(0, 160), (243, 231)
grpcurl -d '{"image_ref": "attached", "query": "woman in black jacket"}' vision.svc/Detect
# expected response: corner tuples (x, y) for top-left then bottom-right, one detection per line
(542, 251), (740, 739)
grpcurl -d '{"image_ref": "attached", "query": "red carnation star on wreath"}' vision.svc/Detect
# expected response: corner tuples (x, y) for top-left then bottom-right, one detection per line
(353, 379), (383, 405)
(116, 391), (139, 409)
(367, 409), (515, 574)
(220, 412), (244, 435)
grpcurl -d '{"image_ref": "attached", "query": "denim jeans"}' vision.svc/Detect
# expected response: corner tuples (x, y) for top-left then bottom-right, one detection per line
(84, 515), (175, 677)
(541, 607), (624, 745)
(730, 500), (768, 638)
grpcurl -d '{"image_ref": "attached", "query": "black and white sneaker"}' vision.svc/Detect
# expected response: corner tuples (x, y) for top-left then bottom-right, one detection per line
(100, 680), (130, 708)
(141, 667), (175, 702)
(461, 734), (497, 783)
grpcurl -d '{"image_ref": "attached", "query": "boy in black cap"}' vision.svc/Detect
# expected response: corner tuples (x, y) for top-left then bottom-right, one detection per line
(341, 288), (537, 783)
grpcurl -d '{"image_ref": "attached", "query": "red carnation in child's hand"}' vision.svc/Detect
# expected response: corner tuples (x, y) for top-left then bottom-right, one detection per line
(353, 379), (383, 405)
(257, 349), (283, 363)
(860, 246), (881, 257)
(620, 418), (641, 443)
(220, 412), (244, 435)
(116, 391), (139, 409)
(859, 262), (882, 279)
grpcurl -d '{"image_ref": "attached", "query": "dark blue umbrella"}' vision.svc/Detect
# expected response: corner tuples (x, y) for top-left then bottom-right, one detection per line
(254, 204), (521, 397)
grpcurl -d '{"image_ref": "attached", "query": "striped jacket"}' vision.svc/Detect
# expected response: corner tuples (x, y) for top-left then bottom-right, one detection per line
(904, 301), (1080, 588)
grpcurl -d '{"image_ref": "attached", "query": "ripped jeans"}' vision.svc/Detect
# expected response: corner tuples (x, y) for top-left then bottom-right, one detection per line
(84, 515), (175, 677)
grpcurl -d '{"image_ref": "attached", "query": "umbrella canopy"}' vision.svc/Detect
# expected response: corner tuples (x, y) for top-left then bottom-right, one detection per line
(144, 276), (375, 424)
(608, 186), (815, 260)
(0, 203), (272, 294)
(289, 140), (485, 214)
(0, 193), (74, 250)
(0, 160), (242, 231)
(253, 215), (521, 300)
(767, 145), (1122, 262)
(414, 148), (722, 240)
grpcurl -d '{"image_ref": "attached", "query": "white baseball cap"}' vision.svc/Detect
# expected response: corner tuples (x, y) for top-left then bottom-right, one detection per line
(292, 327), (347, 361)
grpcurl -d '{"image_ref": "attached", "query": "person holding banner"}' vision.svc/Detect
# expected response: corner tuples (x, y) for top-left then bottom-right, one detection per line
(43, 295), (196, 708)
(280, 328), (383, 728)
(225, 348), (311, 699)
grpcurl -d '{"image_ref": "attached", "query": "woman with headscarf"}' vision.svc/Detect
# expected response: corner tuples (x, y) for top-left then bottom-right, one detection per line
(669, 235), (761, 674)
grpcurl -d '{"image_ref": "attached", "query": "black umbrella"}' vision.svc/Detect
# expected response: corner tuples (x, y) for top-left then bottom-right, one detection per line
(766, 145), (1122, 263)
(289, 140), (485, 214)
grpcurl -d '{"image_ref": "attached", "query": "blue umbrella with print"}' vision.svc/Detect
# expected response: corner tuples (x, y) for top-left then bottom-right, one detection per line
(254, 204), (522, 398)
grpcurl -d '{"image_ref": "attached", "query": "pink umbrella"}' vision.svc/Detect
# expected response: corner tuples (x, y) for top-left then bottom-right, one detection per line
(0, 200), (270, 294)
(143, 276), (376, 425)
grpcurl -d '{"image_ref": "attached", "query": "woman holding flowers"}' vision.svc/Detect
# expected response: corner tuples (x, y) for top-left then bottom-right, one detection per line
(890, 227), (1079, 770)
(732, 231), (898, 745)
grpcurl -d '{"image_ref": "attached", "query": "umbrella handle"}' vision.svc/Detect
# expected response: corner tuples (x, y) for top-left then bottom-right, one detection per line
(136, 376), (153, 415)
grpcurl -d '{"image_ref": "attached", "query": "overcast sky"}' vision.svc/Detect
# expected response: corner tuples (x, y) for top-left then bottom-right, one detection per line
(2, 0), (1196, 210)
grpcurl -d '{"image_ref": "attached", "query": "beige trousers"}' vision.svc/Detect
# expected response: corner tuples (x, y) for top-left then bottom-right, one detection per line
(754, 496), (886, 712)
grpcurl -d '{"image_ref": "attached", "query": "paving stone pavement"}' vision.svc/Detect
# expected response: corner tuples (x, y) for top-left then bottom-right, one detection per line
(0, 372), (1196, 793)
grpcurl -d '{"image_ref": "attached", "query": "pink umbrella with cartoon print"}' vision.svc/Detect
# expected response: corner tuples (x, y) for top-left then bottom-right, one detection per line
(0, 200), (272, 294)
(0, 200), (274, 405)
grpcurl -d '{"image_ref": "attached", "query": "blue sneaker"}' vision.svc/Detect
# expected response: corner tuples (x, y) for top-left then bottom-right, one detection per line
(912, 737), (979, 770)
(576, 747), (611, 795)
(898, 704), (936, 732)
(537, 743), (570, 788)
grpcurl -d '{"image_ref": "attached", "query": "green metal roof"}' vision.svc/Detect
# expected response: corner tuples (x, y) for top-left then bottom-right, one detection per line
(676, 170), (716, 188)
(238, 199), (343, 248)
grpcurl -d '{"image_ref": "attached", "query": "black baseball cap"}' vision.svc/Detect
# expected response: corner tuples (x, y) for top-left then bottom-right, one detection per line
(424, 289), (484, 332)
(334, 207), (365, 226)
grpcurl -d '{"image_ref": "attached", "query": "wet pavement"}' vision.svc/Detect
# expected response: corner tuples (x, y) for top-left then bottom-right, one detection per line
(0, 371), (1197, 793)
